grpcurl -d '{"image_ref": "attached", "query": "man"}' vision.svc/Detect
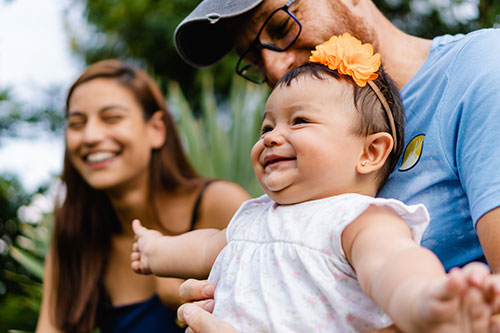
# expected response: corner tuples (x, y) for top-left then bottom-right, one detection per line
(174, 0), (500, 331)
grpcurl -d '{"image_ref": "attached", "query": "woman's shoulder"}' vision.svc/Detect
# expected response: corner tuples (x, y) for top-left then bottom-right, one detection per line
(194, 180), (251, 230)
(203, 180), (250, 200)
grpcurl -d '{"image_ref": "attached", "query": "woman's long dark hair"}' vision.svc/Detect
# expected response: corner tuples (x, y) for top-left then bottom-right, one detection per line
(52, 59), (201, 331)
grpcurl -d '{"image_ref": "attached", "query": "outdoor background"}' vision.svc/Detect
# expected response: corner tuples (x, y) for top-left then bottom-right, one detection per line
(1, 0), (499, 331)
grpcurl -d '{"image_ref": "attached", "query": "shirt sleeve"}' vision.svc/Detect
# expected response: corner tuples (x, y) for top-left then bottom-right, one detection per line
(444, 29), (500, 225)
(330, 196), (430, 269)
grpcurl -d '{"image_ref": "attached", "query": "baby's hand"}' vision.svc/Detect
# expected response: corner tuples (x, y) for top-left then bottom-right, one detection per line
(460, 263), (500, 330)
(414, 262), (500, 332)
(131, 219), (163, 275)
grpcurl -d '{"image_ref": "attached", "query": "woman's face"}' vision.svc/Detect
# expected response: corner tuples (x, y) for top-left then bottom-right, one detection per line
(66, 78), (165, 192)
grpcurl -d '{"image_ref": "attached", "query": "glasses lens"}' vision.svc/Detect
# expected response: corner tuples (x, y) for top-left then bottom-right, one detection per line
(236, 48), (265, 83)
(237, 60), (265, 84)
(260, 9), (300, 50)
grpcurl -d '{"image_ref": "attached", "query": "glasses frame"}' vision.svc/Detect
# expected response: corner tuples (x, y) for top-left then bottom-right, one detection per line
(236, 0), (302, 84)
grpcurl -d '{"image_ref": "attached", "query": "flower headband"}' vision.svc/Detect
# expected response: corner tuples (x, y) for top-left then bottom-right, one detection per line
(309, 33), (397, 151)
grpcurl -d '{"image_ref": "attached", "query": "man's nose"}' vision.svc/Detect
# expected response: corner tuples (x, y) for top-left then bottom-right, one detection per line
(261, 49), (296, 87)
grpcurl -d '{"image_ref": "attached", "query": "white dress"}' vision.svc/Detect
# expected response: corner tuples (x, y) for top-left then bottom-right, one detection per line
(208, 193), (430, 332)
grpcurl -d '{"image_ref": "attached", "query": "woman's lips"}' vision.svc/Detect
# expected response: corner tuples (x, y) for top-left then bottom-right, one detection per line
(83, 151), (120, 168)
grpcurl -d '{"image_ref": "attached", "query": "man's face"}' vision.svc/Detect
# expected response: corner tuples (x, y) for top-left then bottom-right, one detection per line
(230, 0), (375, 86)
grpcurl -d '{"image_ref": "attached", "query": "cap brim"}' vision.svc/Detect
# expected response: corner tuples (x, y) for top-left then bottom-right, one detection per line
(174, 0), (263, 68)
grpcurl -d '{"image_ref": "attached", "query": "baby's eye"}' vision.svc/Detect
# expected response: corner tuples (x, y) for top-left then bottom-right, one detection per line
(293, 117), (308, 125)
(261, 125), (273, 135)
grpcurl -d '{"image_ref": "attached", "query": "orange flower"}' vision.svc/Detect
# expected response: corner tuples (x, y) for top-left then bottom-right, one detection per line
(309, 33), (381, 87)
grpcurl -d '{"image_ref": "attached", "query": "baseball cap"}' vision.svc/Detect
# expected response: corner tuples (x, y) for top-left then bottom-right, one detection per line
(174, 0), (263, 68)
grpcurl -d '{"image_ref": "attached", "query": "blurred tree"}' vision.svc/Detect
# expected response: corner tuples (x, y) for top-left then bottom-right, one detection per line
(70, 0), (238, 110)
(375, 0), (500, 38)
(0, 175), (41, 332)
(0, 87), (65, 140)
(0, 89), (52, 333)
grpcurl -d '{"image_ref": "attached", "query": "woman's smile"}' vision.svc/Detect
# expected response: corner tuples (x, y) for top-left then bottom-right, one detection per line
(84, 151), (121, 168)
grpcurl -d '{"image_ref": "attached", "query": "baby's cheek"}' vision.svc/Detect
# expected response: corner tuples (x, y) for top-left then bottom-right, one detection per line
(250, 142), (264, 171)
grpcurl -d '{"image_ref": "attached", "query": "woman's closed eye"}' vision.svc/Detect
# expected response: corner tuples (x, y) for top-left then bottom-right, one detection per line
(102, 115), (123, 123)
(101, 109), (126, 123)
(67, 115), (86, 129)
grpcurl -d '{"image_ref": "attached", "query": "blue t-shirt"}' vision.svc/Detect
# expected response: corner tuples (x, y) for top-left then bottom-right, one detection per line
(378, 29), (500, 271)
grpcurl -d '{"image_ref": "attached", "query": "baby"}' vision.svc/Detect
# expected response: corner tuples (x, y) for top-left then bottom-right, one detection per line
(131, 34), (500, 332)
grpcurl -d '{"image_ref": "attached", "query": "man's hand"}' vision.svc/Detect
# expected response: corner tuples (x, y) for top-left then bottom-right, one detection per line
(177, 303), (237, 333)
(177, 279), (237, 333)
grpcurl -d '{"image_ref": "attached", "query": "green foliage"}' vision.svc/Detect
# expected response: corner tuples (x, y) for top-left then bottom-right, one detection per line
(0, 87), (65, 139)
(169, 73), (268, 197)
(2, 185), (54, 332)
(10, 212), (52, 281)
(375, 0), (500, 38)
(0, 176), (41, 332)
(72, 0), (238, 108)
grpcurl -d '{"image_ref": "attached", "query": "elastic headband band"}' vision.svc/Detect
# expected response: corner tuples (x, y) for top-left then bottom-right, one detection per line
(367, 81), (397, 151)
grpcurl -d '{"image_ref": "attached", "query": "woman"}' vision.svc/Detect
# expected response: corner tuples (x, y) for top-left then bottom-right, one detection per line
(36, 59), (250, 332)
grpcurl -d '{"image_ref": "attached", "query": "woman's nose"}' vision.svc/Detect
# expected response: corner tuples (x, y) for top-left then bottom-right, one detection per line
(82, 119), (105, 145)
(261, 49), (296, 87)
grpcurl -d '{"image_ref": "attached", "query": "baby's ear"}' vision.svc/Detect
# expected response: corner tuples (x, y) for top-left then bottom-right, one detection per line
(356, 133), (393, 174)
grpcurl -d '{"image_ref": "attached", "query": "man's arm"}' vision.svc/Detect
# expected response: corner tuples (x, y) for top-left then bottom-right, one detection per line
(476, 207), (500, 273)
(131, 220), (227, 279)
(476, 207), (500, 324)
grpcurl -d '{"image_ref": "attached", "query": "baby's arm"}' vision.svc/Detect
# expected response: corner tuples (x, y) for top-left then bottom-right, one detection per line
(131, 219), (227, 279)
(342, 205), (500, 332)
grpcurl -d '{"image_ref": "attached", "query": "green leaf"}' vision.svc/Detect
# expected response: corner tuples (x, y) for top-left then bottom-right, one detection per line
(9, 246), (44, 281)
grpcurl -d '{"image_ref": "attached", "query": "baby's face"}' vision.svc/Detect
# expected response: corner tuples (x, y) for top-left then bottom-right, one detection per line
(251, 76), (367, 204)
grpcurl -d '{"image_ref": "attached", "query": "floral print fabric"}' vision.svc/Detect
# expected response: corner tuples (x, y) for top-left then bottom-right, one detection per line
(208, 193), (429, 332)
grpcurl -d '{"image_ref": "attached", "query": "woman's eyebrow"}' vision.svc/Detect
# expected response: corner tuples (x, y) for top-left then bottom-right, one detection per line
(99, 105), (128, 113)
(67, 105), (129, 117)
(67, 110), (86, 117)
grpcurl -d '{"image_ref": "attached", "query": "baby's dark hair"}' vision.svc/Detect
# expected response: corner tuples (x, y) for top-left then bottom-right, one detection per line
(275, 62), (404, 189)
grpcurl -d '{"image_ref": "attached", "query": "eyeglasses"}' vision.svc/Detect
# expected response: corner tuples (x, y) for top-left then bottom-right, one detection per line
(236, 0), (301, 84)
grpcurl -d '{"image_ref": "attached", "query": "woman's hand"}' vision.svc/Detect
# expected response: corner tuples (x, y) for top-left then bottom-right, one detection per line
(177, 279), (237, 333)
